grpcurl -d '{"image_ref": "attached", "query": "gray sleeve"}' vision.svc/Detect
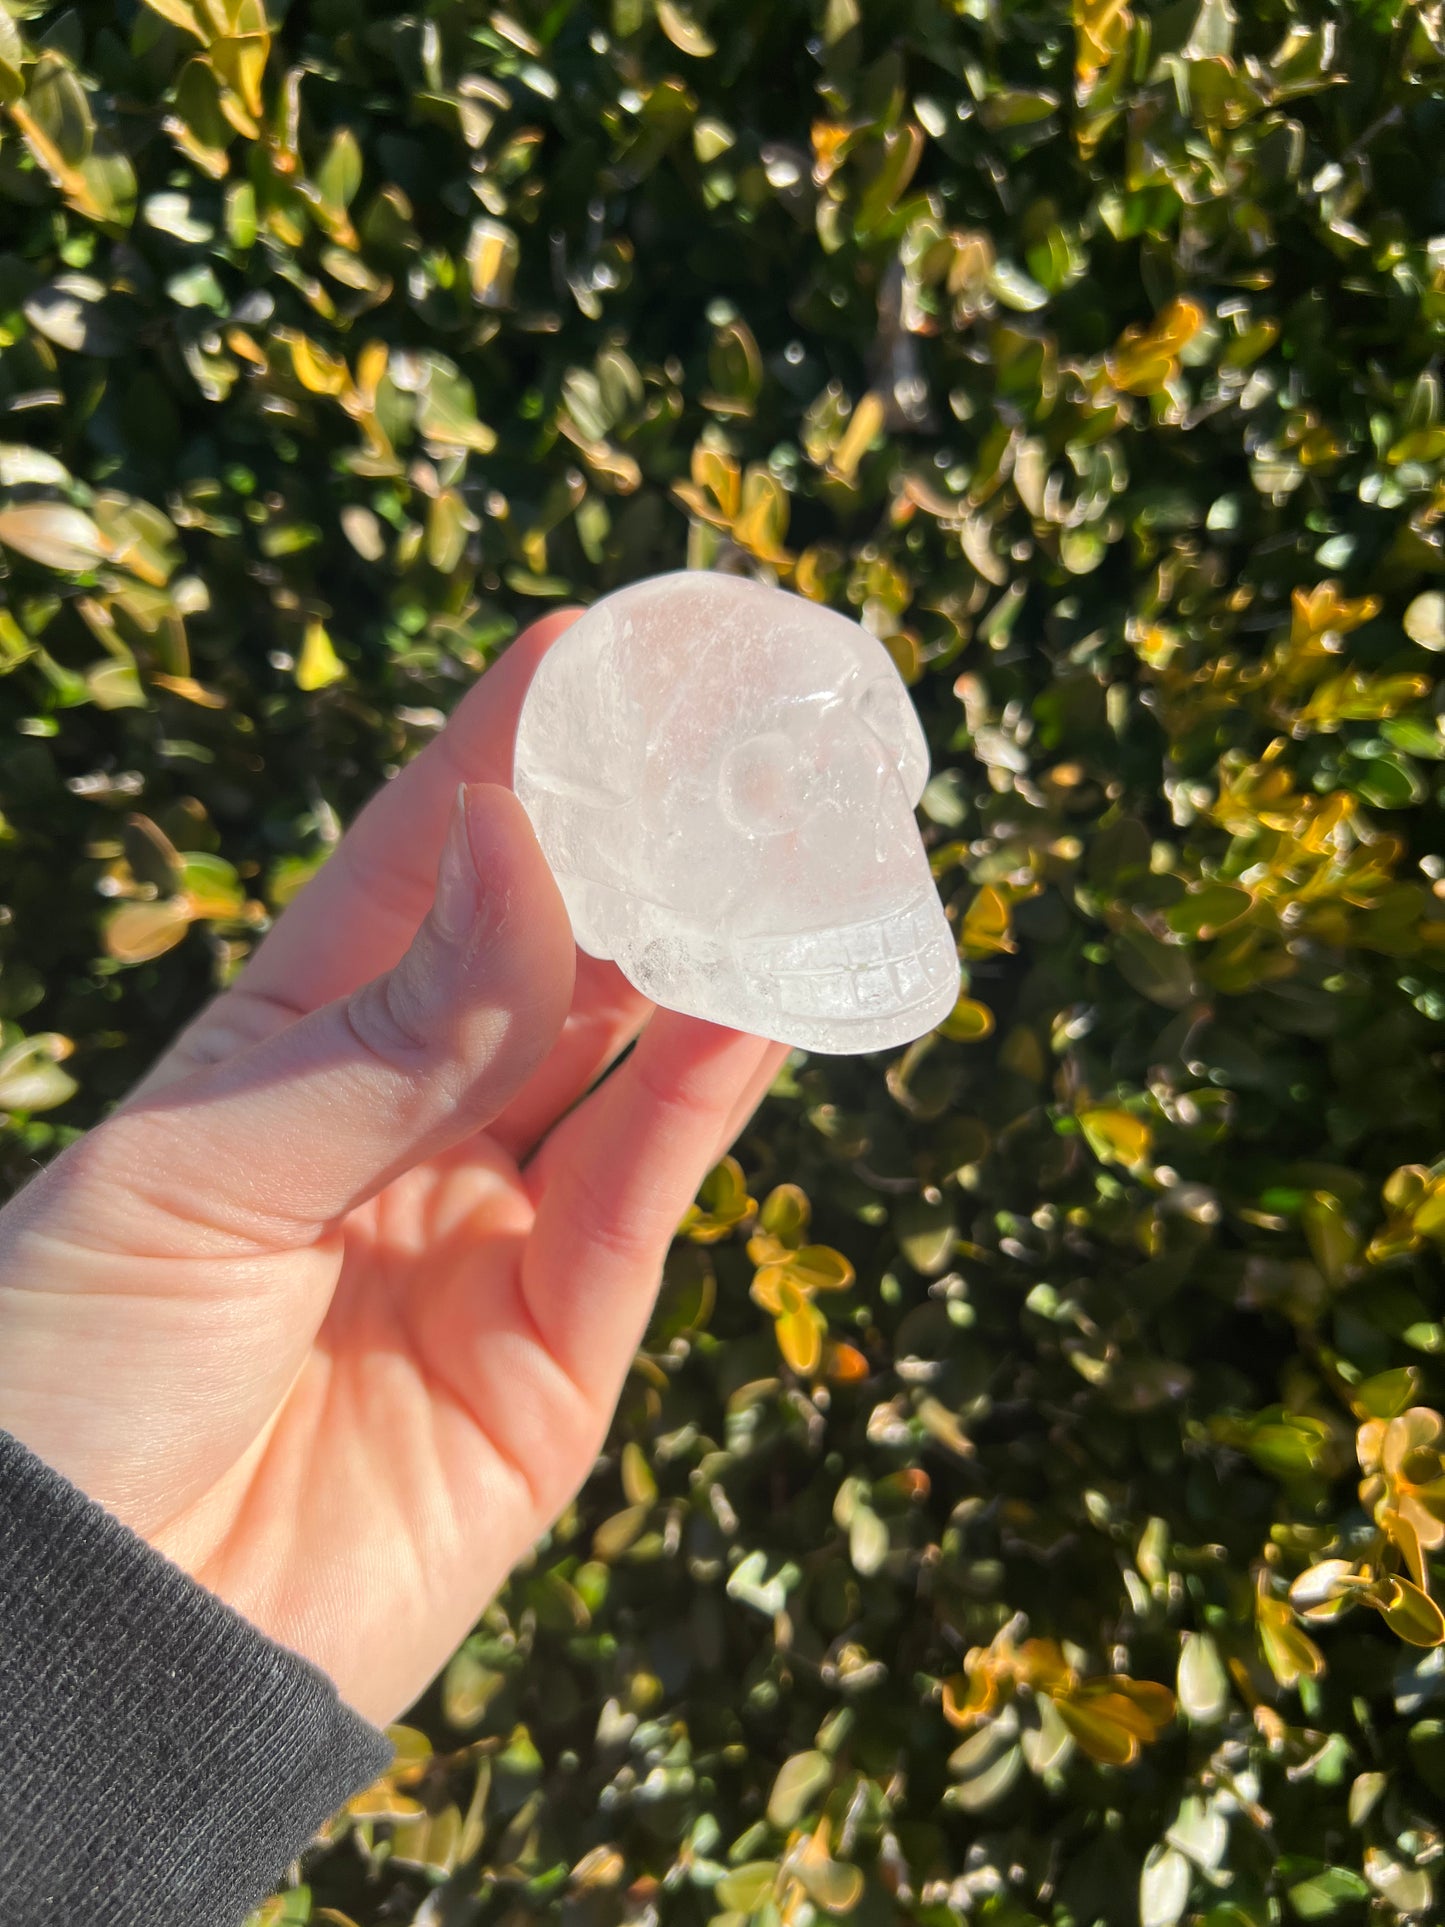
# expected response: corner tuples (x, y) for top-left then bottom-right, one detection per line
(0, 1428), (394, 1927)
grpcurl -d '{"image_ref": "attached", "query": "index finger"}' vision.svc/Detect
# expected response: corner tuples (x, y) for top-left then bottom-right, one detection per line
(242, 609), (579, 1013)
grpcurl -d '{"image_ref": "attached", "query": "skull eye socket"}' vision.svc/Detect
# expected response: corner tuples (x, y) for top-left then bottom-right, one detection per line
(719, 730), (816, 836)
(856, 676), (930, 805)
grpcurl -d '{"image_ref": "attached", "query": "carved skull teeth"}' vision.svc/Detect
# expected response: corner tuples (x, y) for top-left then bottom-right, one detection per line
(739, 895), (957, 1022)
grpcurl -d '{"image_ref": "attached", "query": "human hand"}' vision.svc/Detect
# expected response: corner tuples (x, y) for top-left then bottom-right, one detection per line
(0, 611), (787, 1724)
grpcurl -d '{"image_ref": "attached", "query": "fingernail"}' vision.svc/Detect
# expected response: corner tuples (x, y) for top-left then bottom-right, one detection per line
(432, 784), (483, 942)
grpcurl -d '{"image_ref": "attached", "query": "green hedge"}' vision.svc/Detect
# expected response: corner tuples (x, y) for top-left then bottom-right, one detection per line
(5, 0), (1445, 1921)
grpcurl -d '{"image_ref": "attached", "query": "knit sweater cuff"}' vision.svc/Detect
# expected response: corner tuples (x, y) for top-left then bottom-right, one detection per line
(0, 1428), (394, 1927)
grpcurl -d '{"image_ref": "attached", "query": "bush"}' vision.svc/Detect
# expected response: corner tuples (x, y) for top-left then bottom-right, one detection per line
(5, 0), (1445, 1920)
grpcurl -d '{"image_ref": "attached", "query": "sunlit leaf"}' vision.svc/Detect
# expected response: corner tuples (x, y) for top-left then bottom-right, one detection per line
(1078, 1106), (1152, 1168)
(0, 1033), (77, 1112)
(1376, 1575), (1445, 1648)
(959, 885), (1013, 958)
(1110, 298), (1205, 394)
(0, 504), (106, 571)
(1176, 1632), (1229, 1724)
(295, 618), (347, 691)
(937, 993), (994, 1041)
(656, 0), (715, 56)
(775, 1302), (825, 1374)
(767, 1750), (830, 1829)
(103, 897), (193, 964)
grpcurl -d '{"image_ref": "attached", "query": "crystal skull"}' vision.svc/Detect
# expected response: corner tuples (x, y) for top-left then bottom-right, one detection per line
(511, 570), (961, 1053)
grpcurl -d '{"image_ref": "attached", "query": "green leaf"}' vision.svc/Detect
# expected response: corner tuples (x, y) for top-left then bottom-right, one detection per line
(656, 0), (715, 57)
(178, 851), (244, 918)
(1283, 1863), (1371, 1921)
(441, 1645), (506, 1729)
(1377, 1576), (1445, 1648)
(0, 445), (71, 488)
(989, 262), (1050, 311)
(893, 1194), (957, 1274)
(1166, 881), (1252, 940)
(591, 1503), (649, 1561)
(793, 1851), (864, 1914)
(0, 503), (105, 571)
(1351, 1367), (1422, 1420)
(1139, 1844), (1191, 1927)
(847, 1503), (889, 1576)
(1112, 924), (1197, 1008)
(716, 1863), (778, 1912)
(726, 1550), (801, 1616)
(758, 1183), (809, 1247)
(1301, 1192), (1359, 1288)
(1363, 1849), (1432, 1916)
(0, 4), (23, 102)
(946, 1725), (1024, 1812)
(0, 1033), (76, 1112)
(1405, 592), (1445, 651)
(1183, 0), (1235, 59)
(1176, 1632), (1229, 1724)
(620, 1440), (657, 1506)
(314, 125), (362, 211)
(766, 1751), (830, 1829)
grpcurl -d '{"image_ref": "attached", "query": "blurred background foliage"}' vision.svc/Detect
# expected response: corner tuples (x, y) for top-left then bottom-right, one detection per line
(5, 0), (1445, 1920)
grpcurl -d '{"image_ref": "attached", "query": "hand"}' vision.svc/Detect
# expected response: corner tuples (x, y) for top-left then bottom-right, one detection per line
(0, 612), (786, 1725)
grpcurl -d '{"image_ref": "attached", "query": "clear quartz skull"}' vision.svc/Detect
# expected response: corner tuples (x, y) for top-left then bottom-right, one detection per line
(512, 570), (961, 1053)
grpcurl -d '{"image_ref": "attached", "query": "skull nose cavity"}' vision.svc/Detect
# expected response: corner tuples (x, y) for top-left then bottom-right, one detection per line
(739, 893), (956, 1023)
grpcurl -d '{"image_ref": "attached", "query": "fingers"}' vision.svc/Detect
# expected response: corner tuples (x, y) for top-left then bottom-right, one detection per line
(243, 609), (580, 1012)
(143, 602), (659, 1150)
(489, 954), (653, 1160)
(711, 1041), (791, 1166)
(519, 1013), (773, 1397)
(70, 786), (576, 1254)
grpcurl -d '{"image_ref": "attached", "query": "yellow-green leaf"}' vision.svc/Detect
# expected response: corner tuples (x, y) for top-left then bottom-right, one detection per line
(775, 1302), (825, 1374)
(960, 885), (1013, 958)
(467, 217), (520, 307)
(103, 897), (193, 964)
(296, 618), (347, 691)
(139, 0), (210, 39)
(787, 1244), (856, 1293)
(938, 993), (994, 1042)
(767, 1750), (831, 1829)
(749, 1181), (810, 1259)
(0, 1033), (77, 1113)
(1376, 1575), (1445, 1648)
(592, 1503), (649, 1561)
(715, 1863), (778, 1912)
(830, 390), (885, 484)
(1078, 1106), (1152, 1168)
(178, 850), (245, 919)
(656, 0), (716, 57)
(620, 1440), (657, 1507)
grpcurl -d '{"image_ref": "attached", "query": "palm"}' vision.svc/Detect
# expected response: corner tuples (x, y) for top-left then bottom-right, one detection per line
(161, 1137), (607, 1727)
(0, 613), (784, 1725)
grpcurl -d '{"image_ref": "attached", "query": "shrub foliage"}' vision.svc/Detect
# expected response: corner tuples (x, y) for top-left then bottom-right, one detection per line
(4, 0), (1445, 1921)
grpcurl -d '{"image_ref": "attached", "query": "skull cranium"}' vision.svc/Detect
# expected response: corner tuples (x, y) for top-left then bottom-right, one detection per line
(512, 571), (960, 1052)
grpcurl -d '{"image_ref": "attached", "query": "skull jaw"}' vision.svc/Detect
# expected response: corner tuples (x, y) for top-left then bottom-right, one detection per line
(597, 891), (961, 1055)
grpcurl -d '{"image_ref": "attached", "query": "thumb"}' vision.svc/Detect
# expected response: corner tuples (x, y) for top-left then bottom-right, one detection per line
(87, 783), (576, 1250)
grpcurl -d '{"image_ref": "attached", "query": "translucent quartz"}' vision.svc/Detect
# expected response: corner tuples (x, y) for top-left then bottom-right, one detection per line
(512, 570), (960, 1053)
